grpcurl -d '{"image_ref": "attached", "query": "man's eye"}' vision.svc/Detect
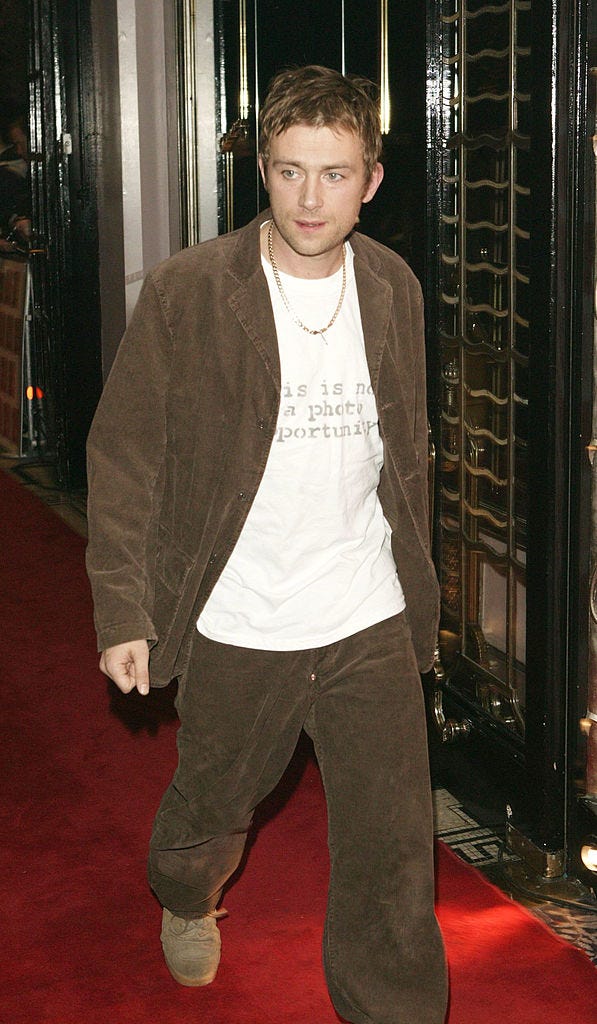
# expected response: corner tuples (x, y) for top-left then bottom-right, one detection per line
(281, 169), (297, 179)
(327, 172), (343, 182)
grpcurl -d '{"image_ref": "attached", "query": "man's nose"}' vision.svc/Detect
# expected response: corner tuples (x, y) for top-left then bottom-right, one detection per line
(299, 176), (322, 210)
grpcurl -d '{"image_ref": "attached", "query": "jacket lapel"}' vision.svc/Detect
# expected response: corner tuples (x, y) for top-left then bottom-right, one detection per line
(352, 239), (392, 392)
(226, 213), (281, 392)
(351, 236), (414, 453)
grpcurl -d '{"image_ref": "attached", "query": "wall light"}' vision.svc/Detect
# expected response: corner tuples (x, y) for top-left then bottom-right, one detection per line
(580, 839), (597, 873)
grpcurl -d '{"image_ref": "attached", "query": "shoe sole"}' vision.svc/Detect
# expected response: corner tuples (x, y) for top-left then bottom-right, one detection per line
(165, 962), (219, 987)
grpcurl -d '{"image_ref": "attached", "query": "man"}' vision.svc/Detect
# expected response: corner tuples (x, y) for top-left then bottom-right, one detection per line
(86, 65), (448, 1024)
(0, 112), (31, 253)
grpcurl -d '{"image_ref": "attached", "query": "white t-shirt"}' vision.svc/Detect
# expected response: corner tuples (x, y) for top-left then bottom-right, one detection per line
(197, 242), (405, 650)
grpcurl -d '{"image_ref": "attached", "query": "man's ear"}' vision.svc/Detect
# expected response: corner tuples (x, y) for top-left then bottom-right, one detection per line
(258, 155), (268, 191)
(362, 162), (384, 204)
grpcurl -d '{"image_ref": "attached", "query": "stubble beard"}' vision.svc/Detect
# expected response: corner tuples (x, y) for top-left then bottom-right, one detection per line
(271, 214), (356, 270)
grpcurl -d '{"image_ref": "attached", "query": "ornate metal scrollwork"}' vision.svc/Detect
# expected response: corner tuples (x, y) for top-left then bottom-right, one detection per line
(431, 642), (472, 743)
(431, 0), (531, 739)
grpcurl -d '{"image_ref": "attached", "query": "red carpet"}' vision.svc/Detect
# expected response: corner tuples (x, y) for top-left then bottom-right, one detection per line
(1, 468), (596, 1024)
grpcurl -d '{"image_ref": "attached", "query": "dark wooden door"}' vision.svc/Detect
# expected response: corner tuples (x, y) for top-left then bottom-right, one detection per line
(426, 0), (596, 886)
(28, 0), (102, 488)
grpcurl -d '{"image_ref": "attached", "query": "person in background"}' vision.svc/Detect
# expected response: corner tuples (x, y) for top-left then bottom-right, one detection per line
(0, 110), (30, 254)
(86, 65), (448, 1024)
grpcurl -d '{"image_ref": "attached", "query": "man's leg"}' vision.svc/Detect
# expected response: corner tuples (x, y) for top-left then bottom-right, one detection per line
(305, 613), (448, 1024)
(148, 631), (313, 918)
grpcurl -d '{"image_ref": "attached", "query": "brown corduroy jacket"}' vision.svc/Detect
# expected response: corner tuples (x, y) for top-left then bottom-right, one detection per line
(86, 212), (440, 685)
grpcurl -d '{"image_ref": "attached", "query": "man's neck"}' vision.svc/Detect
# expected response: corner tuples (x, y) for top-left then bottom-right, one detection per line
(260, 221), (344, 280)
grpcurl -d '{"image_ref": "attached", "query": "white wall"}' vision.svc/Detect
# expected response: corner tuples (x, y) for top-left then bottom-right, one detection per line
(193, 2), (219, 242)
(115, 0), (218, 323)
(92, 0), (219, 366)
(116, 0), (168, 319)
(116, 0), (142, 319)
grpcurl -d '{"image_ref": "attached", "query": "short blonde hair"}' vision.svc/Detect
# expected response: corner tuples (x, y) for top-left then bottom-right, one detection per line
(259, 65), (382, 182)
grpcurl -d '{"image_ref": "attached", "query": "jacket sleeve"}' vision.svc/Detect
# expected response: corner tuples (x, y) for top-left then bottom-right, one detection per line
(86, 272), (172, 652)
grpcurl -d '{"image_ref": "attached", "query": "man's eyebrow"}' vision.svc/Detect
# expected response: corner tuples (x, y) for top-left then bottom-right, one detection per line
(271, 159), (354, 170)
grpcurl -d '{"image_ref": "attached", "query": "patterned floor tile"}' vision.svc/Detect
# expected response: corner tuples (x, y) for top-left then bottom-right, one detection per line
(433, 787), (597, 965)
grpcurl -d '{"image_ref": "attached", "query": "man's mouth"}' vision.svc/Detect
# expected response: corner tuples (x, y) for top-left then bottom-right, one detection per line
(296, 220), (325, 229)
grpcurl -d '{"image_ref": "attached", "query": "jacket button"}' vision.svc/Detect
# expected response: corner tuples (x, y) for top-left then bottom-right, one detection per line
(257, 418), (266, 430)
(208, 552), (218, 564)
(238, 491), (249, 501)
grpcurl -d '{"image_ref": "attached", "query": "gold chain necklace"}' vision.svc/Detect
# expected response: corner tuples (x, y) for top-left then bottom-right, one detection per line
(267, 220), (346, 338)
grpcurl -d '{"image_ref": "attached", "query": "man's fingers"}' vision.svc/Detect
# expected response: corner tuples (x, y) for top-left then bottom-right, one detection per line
(99, 640), (150, 695)
(131, 657), (150, 696)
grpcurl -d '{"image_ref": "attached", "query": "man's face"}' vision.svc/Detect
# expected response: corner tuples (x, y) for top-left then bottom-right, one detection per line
(9, 125), (28, 161)
(259, 123), (383, 277)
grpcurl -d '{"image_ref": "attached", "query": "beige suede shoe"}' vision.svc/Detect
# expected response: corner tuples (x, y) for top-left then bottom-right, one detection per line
(160, 908), (222, 986)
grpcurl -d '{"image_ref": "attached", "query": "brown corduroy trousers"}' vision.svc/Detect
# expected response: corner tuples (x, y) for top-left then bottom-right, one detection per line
(148, 612), (448, 1024)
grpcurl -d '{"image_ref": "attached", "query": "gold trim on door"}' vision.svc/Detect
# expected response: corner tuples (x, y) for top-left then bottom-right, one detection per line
(436, 0), (531, 735)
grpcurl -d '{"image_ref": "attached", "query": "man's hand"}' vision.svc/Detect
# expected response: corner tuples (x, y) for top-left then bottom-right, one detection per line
(99, 639), (150, 696)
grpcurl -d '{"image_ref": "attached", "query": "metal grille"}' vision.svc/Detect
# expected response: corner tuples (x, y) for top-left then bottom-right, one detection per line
(437, 0), (531, 732)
